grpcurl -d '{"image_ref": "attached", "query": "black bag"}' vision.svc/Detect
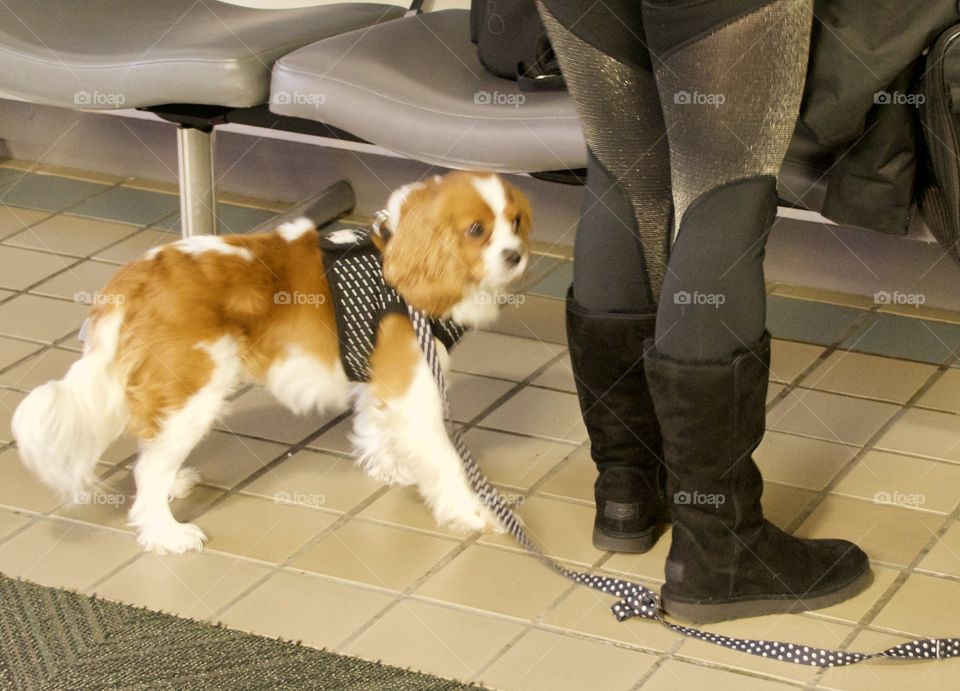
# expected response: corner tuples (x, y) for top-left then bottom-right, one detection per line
(919, 22), (960, 265)
(469, 0), (565, 91)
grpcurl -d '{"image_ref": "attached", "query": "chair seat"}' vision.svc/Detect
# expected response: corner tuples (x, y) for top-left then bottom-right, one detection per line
(270, 10), (587, 172)
(0, 1), (403, 110)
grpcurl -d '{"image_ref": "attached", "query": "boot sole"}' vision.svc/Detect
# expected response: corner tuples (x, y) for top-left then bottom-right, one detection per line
(661, 568), (873, 624)
(593, 525), (658, 553)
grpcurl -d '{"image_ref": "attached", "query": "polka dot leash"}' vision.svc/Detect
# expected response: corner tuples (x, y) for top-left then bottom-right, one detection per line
(407, 305), (960, 668)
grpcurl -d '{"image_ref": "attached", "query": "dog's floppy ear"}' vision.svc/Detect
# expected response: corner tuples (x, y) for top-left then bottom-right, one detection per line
(382, 185), (470, 316)
(509, 182), (534, 242)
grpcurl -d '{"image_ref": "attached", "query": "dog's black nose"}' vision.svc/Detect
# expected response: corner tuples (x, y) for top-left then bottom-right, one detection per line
(502, 249), (523, 267)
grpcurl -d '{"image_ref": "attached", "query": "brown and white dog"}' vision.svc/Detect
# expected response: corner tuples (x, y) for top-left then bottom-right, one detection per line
(13, 172), (532, 554)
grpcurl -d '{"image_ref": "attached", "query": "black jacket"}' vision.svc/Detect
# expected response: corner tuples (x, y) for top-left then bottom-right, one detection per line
(793, 0), (960, 235)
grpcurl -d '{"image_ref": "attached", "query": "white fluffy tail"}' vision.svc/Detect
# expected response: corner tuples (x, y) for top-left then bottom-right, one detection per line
(12, 310), (129, 500)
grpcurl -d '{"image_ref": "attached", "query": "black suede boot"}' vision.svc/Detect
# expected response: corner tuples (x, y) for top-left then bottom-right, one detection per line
(645, 332), (872, 622)
(566, 290), (667, 553)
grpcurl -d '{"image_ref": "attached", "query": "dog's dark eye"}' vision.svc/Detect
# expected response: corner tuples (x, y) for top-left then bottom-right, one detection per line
(466, 222), (484, 237)
(512, 215), (521, 232)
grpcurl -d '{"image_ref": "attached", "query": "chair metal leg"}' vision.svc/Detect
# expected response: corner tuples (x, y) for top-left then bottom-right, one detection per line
(248, 180), (356, 233)
(177, 125), (217, 237)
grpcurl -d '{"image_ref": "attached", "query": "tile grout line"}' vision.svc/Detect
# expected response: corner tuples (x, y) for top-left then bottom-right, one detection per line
(791, 352), (960, 685)
(5, 163), (960, 684)
(784, 351), (959, 536)
(456, 348), (570, 431)
(0, 211), (182, 376)
(197, 483), (393, 623)
(810, 497), (960, 688)
(764, 305), (880, 411)
(631, 637), (687, 691)
(772, 303), (930, 531)
(0, 174), (139, 301)
(0, 321), (107, 379)
(628, 309), (956, 688)
(4, 340), (567, 596)
(447, 336), (682, 682)
(82, 410), (357, 592)
(330, 534), (486, 654)
(331, 351), (581, 658)
(194, 346), (572, 628)
(469, 552), (622, 682)
(459, 511), (624, 682)
(637, 650), (815, 691)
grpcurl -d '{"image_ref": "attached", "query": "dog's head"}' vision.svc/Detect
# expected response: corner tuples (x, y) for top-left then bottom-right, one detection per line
(381, 172), (532, 323)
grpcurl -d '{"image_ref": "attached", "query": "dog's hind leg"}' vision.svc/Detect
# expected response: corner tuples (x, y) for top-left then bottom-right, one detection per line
(128, 337), (242, 554)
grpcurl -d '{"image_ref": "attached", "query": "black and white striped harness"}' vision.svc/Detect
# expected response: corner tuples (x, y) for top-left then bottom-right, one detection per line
(319, 226), (467, 383)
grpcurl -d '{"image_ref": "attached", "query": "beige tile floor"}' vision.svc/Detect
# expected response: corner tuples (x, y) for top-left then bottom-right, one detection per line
(1, 162), (959, 690)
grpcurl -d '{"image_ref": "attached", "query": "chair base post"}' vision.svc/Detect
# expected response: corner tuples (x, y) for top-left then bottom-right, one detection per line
(177, 125), (217, 237)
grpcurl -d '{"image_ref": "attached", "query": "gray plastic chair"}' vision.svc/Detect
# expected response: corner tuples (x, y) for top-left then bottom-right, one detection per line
(0, 0), (403, 235)
(270, 9), (586, 173)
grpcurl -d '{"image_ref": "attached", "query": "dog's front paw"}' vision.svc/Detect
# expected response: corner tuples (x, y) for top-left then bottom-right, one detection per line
(168, 467), (202, 500)
(435, 500), (503, 535)
(359, 456), (416, 487)
(137, 521), (207, 554)
(486, 506), (508, 534)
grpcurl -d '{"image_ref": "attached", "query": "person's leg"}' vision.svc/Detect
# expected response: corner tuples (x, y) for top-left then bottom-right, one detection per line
(648, 0), (808, 359)
(538, 0), (672, 551)
(641, 0), (871, 621)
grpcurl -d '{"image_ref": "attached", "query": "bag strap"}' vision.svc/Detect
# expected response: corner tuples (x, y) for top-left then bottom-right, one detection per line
(406, 303), (960, 668)
(517, 35), (566, 92)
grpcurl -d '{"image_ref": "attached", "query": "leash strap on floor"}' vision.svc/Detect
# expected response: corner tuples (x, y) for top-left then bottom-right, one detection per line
(407, 305), (960, 668)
